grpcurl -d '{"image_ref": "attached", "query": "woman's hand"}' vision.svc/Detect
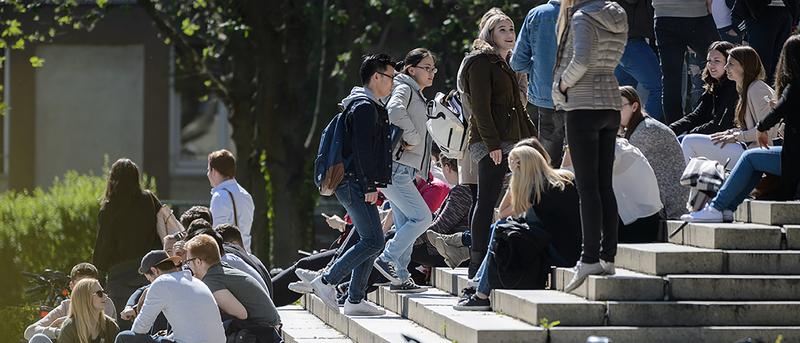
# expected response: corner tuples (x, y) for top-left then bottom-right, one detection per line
(321, 213), (346, 232)
(489, 149), (502, 165)
(757, 130), (771, 149)
(710, 131), (736, 148)
(559, 81), (568, 94)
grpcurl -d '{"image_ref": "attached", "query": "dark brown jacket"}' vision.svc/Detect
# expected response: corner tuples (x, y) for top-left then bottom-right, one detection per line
(463, 40), (536, 151)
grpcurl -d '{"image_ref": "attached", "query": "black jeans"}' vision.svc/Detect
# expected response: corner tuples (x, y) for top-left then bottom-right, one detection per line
(747, 7), (793, 85)
(468, 154), (509, 277)
(532, 104), (566, 168)
(271, 249), (337, 307)
(107, 262), (149, 331)
(618, 213), (662, 243)
(782, 125), (800, 200)
(566, 109), (620, 263)
(654, 15), (720, 124)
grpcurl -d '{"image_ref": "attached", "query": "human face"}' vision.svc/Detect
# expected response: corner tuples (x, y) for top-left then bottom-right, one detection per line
(706, 50), (726, 80)
(442, 163), (459, 185)
(373, 66), (396, 99)
(409, 55), (436, 89)
(91, 285), (108, 312)
(725, 56), (744, 83)
(185, 254), (205, 278)
(620, 97), (634, 126)
(492, 20), (516, 53)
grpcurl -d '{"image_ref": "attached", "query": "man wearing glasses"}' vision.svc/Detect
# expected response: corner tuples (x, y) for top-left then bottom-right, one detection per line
(115, 250), (226, 343)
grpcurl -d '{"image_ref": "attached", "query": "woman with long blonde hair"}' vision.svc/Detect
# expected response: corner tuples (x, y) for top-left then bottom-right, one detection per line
(30, 278), (118, 343)
(454, 145), (582, 310)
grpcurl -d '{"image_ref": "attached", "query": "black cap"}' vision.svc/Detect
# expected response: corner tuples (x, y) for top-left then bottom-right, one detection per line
(138, 250), (181, 274)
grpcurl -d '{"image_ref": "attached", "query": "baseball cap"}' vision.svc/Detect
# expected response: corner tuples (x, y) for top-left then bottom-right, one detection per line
(138, 250), (182, 274)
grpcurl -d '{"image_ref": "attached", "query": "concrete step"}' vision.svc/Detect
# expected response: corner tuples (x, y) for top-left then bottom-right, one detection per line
(301, 294), (449, 343)
(735, 200), (800, 225)
(666, 221), (783, 249)
(431, 267), (470, 296)
(278, 305), (353, 343)
(786, 225), (800, 249)
(553, 267), (665, 301)
(491, 289), (800, 326)
(547, 326), (800, 343)
(617, 243), (800, 275)
(367, 286), (545, 343)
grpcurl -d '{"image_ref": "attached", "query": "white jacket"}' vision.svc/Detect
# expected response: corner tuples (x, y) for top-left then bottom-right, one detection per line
(613, 138), (664, 225)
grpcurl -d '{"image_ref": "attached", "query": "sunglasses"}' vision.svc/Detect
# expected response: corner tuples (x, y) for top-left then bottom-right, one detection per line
(94, 289), (108, 298)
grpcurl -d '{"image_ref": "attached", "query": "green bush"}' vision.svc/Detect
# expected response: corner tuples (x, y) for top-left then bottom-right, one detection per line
(0, 305), (37, 343)
(0, 171), (106, 306)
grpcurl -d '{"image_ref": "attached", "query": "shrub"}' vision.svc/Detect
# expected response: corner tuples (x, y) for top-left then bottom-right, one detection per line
(0, 305), (37, 343)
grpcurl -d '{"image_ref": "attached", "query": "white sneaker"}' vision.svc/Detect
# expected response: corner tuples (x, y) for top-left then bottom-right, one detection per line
(343, 300), (386, 316)
(680, 204), (724, 223)
(310, 275), (339, 311)
(295, 268), (320, 284)
(288, 281), (312, 294)
(466, 278), (478, 288)
(599, 259), (615, 275)
(563, 261), (604, 293)
(723, 210), (734, 222)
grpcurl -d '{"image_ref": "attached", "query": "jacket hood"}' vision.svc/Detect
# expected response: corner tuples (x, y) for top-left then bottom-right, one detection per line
(393, 73), (421, 92)
(577, 0), (628, 35)
(341, 86), (382, 108)
(467, 39), (510, 61)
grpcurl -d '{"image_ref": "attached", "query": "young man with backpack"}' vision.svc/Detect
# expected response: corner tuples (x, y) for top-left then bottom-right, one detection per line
(304, 53), (395, 316)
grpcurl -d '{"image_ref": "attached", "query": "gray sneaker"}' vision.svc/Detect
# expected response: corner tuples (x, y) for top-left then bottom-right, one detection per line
(564, 261), (604, 293)
(432, 237), (470, 268)
(389, 279), (427, 293)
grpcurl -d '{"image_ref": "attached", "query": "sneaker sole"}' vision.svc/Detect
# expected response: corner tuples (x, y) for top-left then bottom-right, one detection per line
(311, 284), (341, 311)
(453, 304), (491, 311)
(390, 287), (428, 294)
(288, 283), (313, 294)
(295, 269), (320, 284)
(373, 260), (402, 284)
(343, 310), (386, 316)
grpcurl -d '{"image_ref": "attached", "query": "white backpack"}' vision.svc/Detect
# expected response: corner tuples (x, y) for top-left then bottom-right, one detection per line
(426, 91), (468, 159)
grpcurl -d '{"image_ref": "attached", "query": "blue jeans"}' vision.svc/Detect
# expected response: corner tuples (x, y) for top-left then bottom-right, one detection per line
(711, 147), (782, 211)
(614, 38), (664, 122)
(115, 331), (175, 343)
(475, 221), (502, 295)
(323, 178), (384, 303)
(379, 162), (432, 282)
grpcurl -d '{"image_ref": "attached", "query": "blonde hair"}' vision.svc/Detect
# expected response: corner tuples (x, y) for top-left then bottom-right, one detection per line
(508, 146), (574, 215)
(68, 278), (112, 343)
(476, 8), (514, 57)
(557, 0), (576, 45)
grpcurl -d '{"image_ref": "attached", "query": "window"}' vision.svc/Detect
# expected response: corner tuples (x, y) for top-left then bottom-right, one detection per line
(169, 48), (235, 175)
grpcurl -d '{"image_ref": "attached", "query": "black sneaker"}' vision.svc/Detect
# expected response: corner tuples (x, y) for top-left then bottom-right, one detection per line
(453, 294), (491, 311)
(389, 279), (427, 293)
(459, 287), (476, 301)
(373, 258), (401, 284)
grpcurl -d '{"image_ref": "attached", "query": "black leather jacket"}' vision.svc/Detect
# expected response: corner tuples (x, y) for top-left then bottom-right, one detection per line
(670, 79), (739, 136)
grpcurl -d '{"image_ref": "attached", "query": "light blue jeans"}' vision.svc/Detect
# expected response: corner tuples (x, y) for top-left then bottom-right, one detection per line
(711, 147), (782, 211)
(379, 162), (432, 282)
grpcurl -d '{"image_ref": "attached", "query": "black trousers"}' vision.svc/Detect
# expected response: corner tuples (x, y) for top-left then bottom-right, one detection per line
(468, 154), (509, 277)
(531, 104), (566, 168)
(566, 109), (620, 263)
(782, 125), (800, 200)
(747, 7), (793, 85)
(271, 250), (336, 307)
(618, 213), (661, 243)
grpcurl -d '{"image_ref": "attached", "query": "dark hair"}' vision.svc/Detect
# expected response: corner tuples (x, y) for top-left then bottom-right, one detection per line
(774, 34), (800, 96)
(430, 143), (441, 161)
(619, 86), (648, 139)
(439, 156), (459, 173)
(208, 149), (236, 179)
(151, 260), (179, 274)
(186, 220), (225, 255)
(729, 46), (766, 128)
(514, 137), (550, 164)
(215, 223), (243, 245)
(70, 262), (99, 280)
(102, 158), (143, 207)
(359, 53), (395, 85)
(180, 206), (212, 228)
(702, 41), (736, 93)
(396, 48), (434, 74)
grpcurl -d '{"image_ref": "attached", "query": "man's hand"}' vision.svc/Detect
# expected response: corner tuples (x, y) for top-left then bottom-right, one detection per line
(365, 191), (378, 204)
(489, 149), (502, 165)
(120, 307), (136, 321)
(49, 316), (66, 327)
(321, 213), (346, 232)
(710, 131), (737, 148)
(757, 130), (771, 149)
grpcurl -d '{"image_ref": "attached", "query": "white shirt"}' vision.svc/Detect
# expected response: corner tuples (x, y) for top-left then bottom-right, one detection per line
(221, 254), (269, 295)
(613, 139), (664, 225)
(210, 179), (255, 252)
(133, 270), (226, 343)
(711, 0), (732, 28)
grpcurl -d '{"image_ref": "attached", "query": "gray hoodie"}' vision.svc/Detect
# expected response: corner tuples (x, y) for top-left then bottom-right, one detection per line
(341, 86), (383, 109)
(553, 0), (628, 112)
(387, 73), (432, 176)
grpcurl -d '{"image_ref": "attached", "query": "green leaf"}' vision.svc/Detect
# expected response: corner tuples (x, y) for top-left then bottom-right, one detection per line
(163, 37), (171, 45)
(3, 19), (23, 37)
(203, 80), (212, 87)
(181, 18), (200, 36)
(0, 39), (6, 49)
(202, 46), (212, 58)
(193, 0), (207, 8)
(48, 28), (56, 38)
(12, 38), (24, 50)
(198, 94), (209, 102)
(96, 0), (108, 8)
(29, 56), (45, 68)
(550, 320), (561, 327)
(57, 16), (73, 26)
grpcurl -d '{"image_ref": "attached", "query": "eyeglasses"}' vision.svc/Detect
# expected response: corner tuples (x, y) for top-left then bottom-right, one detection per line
(185, 257), (199, 265)
(376, 71), (396, 79)
(412, 65), (438, 74)
(621, 102), (631, 107)
(94, 289), (108, 298)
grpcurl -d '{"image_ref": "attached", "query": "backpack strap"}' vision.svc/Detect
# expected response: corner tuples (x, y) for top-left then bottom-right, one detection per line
(224, 189), (239, 227)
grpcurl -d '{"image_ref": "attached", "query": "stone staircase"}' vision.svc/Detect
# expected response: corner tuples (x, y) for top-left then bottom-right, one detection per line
(287, 200), (800, 343)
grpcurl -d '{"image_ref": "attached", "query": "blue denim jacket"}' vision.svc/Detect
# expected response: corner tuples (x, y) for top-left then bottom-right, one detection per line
(510, 0), (560, 110)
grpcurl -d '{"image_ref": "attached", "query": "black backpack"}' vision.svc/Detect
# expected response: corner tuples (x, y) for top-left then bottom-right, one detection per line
(487, 218), (552, 290)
